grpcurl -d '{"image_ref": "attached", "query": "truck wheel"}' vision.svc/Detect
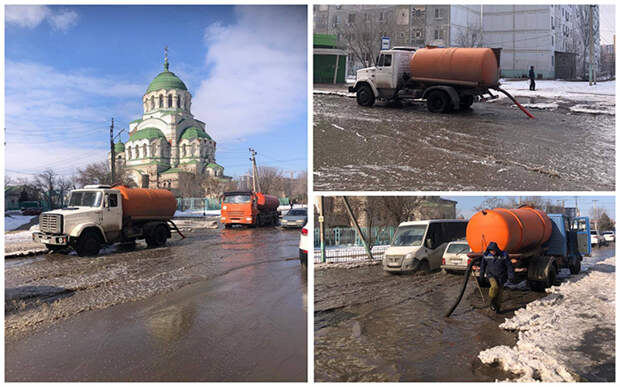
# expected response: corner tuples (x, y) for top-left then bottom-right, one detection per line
(356, 85), (375, 107)
(76, 230), (101, 257)
(427, 90), (450, 113)
(146, 224), (168, 247)
(569, 259), (581, 275)
(460, 95), (474, 109)
(529, 265), (557, 291)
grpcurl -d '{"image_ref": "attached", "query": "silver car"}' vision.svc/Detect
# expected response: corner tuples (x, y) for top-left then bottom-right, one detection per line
(440, 240), (472, 273)
(281, 208), (307, 229)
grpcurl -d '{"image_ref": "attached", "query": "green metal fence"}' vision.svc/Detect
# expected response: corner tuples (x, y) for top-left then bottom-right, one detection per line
(176, 198), (221, 211)
(314, 226), (396, 248)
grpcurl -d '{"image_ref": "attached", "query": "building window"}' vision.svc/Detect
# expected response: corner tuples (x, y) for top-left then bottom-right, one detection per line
(552, 36), (554, 46)
(434, 29), (439, 40)
(167, 94), (172, 108)
(415, 30), (421, 38)
(159, 95), (163, 108)
(176, 95), (181, 108)
(348, 14), (355, 24)
(551, 16), (554, 29)
(379, 12), (384, 21)
(552, 56), (554, 66)
(334, 15), (341, 25)
(150, 96), (154, 110)
(435, 8), (439, 18)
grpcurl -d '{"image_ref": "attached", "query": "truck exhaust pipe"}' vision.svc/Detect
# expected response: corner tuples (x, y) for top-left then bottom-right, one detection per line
(494, 87), (535, 119)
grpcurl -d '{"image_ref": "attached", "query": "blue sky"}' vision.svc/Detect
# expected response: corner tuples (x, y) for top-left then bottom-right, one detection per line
(443, 195), (615, 221)
(5, 5), (307, 179)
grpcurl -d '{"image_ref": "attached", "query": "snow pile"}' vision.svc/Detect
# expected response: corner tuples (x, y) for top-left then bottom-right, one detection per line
(313, 89), (353, 97)
(174, 209), (221, 217)
(569, 103), (615, 115)
(315, 260), (381, 270)
(479, 256), (615, 382)
(521, 102), (559, 110)
(498, 79), (615, 106)
(4, 214), (35, 231)
(4, 230), (34, 243)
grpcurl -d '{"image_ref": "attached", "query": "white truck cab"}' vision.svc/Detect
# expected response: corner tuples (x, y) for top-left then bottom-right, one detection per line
(349, 47), (417, 105)
(33, 185), (172, 256)
(383, 219), (468, 273)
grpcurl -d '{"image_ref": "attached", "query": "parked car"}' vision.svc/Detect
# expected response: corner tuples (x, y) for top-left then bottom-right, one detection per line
(602, 231), (615, 243)
(21, 207), (42, 216)
(299, 222), (308, 269)
(440, 240), (472, 273)
(591, 230), (608, 247)
(281, 208), (308, 229)
(383, 219), (468, 273)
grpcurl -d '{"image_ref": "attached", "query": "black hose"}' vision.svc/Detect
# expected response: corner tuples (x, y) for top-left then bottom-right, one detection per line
(445, 256), (481, 318)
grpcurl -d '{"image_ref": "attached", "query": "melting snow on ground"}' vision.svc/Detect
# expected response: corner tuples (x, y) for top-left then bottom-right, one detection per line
(498, 79), (615, 105)
(479, 256), (615, 382)
(4, 214), (36, 231)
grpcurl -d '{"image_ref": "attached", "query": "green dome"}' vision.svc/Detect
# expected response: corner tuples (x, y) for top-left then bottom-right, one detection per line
(180, 126), (211, 141)
(129, 127), (166, 142)
(146, 71), (187, 93)
(114, 141), (125, 152)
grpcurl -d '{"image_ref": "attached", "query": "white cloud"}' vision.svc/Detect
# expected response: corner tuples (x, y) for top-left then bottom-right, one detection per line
(5, 60), (144, 177)
(192, 5), (307, 142)
(5, 5), (79, 31)
(48, 9), (79, 32)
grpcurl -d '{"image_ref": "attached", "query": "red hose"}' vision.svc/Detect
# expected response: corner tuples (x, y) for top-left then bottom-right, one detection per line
(495, 87), (535, 119)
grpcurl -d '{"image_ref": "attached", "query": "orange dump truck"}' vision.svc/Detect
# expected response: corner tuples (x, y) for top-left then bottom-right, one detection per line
(220, 190), (280, 228)
(33, 184), (178, 256)
(465, 207), (590, 291)
(349, 46), (514, 114)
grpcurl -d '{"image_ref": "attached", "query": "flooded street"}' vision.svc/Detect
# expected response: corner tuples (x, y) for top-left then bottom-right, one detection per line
(314, 245), (614, 382)
(5, 226), (307, 382)
(313, 94), (615, 191)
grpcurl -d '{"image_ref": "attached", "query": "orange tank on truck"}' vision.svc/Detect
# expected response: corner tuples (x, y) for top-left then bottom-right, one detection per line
(255, 192), (279, 211)
(466, 207), (553, 254)
(114, 185), (177, 220)
(409, 47), (500, 88)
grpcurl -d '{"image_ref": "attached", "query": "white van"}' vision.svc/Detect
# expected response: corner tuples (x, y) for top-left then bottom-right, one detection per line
(383, 219), (468, 273)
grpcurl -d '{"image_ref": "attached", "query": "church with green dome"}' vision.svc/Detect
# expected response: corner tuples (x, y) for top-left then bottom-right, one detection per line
(113, 50), (226, 190)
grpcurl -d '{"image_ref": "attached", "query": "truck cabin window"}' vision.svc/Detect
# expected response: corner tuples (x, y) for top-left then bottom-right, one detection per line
(223, 194), (252, 204)
(377, 54), (392, 67)
(69, 191), (103, 207)
(391, 225), (427, 246)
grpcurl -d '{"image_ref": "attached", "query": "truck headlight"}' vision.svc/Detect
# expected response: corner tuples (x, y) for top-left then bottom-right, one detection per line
(223, 205), (227, 210)
(246, 217), (252, 221)
(221, 217), (226, 220)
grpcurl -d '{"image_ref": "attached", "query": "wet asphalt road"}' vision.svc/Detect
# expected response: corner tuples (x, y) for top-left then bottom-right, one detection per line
(314, 245), (615, 382)
(5, 226), (307, 382)
(313, 94), (615, 191)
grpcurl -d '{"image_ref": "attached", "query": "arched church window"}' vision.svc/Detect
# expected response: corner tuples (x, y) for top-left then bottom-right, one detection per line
(190, 143), (196, 157)
(182, 143), (187, 158)
(159, 95), (163, 108)
(176, 95), (181, 108)
(150, 96), (155, 110)
(151, 142), (157, 158)
(142, 144), (148, 158)
(167, 94), (172, 108)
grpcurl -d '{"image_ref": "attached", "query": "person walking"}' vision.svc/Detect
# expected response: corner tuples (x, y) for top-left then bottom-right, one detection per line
(529, 66), (536, 91)
(479, 242), (515, 313)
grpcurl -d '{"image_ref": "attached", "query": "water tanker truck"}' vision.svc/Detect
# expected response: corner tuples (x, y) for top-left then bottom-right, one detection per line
(32, 185), (179, 256)
(349, 47), (533, 117)
(220, 191), (280, 228)
(466, 207), (591, 291)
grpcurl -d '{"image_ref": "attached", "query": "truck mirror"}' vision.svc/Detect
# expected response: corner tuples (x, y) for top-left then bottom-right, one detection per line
(103, 194), (109, 208)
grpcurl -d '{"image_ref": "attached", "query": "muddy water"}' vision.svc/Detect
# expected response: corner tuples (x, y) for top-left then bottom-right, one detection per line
(313, 94), (615, 191)
(5, 226), (306, 381)
(314, 246), (614, 382)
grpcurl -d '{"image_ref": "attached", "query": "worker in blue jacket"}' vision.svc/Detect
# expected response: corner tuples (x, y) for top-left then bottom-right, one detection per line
(479, 241), (515, 313)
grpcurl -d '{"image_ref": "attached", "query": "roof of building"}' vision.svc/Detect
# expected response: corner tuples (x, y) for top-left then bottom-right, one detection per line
(114, 141), (125, 152)
(128, 127), (166, 142)
(314, 34), (339, 48)
(180, 126), (211, 141)
(160, 167), (185, 175)
(146, 70), (188, 93)
(206, 162), (224, 169)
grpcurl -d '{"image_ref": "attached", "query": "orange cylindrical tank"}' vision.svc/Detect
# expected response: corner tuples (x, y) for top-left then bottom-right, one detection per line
(410, 47), (499, 87)
(255, 192), (279, 211)
(466, 207), (552, 253)
(114, 185), (177, 220)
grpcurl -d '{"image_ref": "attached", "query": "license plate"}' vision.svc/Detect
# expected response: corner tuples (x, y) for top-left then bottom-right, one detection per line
(40, 237), (50, 244)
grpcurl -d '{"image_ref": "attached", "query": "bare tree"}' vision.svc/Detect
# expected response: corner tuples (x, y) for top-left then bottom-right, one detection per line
(453, 26), (483, 48)
(336, 11), (399, 68)
(75, 161), (132, 187)
(36, 168), (57, 210)
(56, 177), (73, 208)
(255, 166), (284, 195)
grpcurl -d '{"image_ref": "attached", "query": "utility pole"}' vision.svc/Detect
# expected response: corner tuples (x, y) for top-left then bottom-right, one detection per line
(593, 199), (598, 230)
(249, 147), (261, 192)
(589, 5), (594, 86)
(109, 118), (115, 184)
(318, 196), (326, 263)
(342, 196), (374, 261)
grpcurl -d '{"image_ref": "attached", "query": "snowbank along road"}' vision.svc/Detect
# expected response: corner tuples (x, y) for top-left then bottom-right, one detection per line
(314, 245), (614, 382)
(313, 89), (615, 191)
(5, 225), (307, 382)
